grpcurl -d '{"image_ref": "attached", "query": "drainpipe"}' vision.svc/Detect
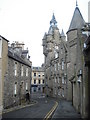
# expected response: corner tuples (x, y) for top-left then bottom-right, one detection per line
(71, 81), (73, 105)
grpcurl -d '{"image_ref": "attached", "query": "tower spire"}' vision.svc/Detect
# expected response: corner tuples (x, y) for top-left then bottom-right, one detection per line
(50, 13), (57, 26)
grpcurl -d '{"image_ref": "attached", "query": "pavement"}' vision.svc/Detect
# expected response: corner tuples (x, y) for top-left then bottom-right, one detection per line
(52, 99), (82, 119)
(2, 99), (37, 114)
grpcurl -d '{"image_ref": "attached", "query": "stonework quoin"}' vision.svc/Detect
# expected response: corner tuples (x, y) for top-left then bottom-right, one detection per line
(0, 35), (9, 118)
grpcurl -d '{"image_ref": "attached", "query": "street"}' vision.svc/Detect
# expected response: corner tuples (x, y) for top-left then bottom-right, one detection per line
(2, 97), (55, 119)
(2, 96), (82, 120)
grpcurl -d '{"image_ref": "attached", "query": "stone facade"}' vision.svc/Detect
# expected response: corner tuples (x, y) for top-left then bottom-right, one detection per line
(42, 4), (89, 118)
(83, 32), (90, 118)
(42, 14), (68, 99)
(66, 5), (89, 118)
(31, 66), (45, 94)
(0, 35), (9, 118)
(0, 40), (32, 109)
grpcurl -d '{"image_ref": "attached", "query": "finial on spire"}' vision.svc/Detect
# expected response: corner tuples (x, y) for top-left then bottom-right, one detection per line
(61, 29), (65, 36)
(50, 13), (57, 26)
(76, 0), (78, 7)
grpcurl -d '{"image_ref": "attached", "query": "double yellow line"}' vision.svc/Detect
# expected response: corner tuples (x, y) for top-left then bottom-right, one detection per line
(44, 101), (58, 120)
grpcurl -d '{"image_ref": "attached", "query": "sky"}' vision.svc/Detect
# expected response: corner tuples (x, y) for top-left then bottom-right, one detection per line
(0, 0), (89, 67)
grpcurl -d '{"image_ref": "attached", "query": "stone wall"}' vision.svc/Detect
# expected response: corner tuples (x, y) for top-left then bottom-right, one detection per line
(3, 57), (31, 108)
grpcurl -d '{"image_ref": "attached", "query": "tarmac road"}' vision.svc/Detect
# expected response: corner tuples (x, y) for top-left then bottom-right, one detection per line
(2, 97), (55, 119)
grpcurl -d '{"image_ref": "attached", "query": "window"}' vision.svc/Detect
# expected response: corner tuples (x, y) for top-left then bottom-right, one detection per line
(21, 65), (23, 76)
(43, 80), (44, 84)
(26, 68), (28, 76)
(34, 73), (36, 76)
(58, 77), (59, 83)
(62, 60), (64, 70)
(54, 64), (57, 71)
(84, 43), (87, 48)
(38, 80), (40, 84)
(14, 62), (17, 76)
(34, 79), (36, 84)
(42, 74), (44, 77)
(14, 82), (17, 95)
(55, 78), (56, 83)
(55, 51), (58, 58)
(62, 89), (64, 97)
(26, 83), (28, 90)
(34, 87), (36, 92)
(38, 74), (40, 77)
(38, 87), (41, 91)
(58, 63), (60, 70)
(62, 76), (64, 84)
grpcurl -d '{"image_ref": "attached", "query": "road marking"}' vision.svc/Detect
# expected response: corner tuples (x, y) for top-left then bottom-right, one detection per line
(44, 101), (58, 120)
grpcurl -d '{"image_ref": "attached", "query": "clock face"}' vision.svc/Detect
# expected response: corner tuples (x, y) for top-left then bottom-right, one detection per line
(55, 45), (59, 50)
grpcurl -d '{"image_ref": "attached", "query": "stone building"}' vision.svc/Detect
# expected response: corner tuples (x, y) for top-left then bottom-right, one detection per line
(83, 30), (90, 118)
(42, 14), (68, 98)
(66, 3), (89, 118)
(0, 39), (32, 109)
(0, 35), (9, 118)
(42, 2), (89, 118)
(31, 66), (45, 94)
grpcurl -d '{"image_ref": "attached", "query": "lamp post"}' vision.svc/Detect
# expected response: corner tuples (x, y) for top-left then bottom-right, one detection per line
(64, 73), (67, 98)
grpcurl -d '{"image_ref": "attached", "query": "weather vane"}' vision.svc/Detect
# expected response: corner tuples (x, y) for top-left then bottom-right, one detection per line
(76, 0), (78, 7)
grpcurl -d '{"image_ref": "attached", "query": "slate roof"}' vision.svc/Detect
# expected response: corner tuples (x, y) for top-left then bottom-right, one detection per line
(8, 50), (31, 67)
(68, 6), (85, 32)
